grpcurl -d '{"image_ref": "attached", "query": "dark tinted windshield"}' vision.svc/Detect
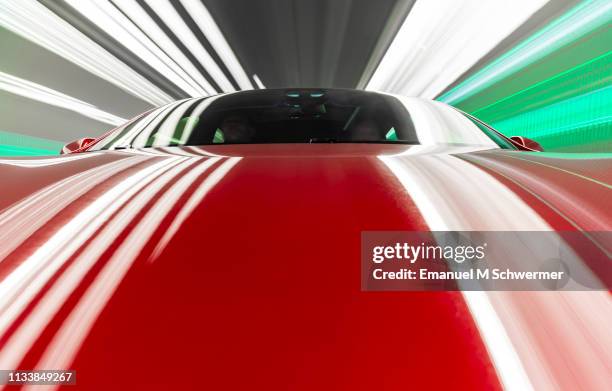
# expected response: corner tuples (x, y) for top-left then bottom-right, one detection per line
(92, 89), (514, 150)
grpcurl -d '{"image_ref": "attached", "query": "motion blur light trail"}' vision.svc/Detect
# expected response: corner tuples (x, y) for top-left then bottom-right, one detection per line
(366, 0), (548, 98)
(0, 0), (610, 153)
(176, 0), (254, 90)
(0, 71), (127, 126)
(110, 0), (217, 95)
(378, 151), (612, 390)
(438, 0), (612, 152)
(439, 0), (611, 104)
(252, 74), (266, 89)
(0, 144), (58, 157)
(63, 0), (212, 97)
(0, 151), (240, 372)
(489, 86), (612, 150)
(0, 0), (174, 106)
(0, 69), (125, 155)
(0, 131), (63, 156)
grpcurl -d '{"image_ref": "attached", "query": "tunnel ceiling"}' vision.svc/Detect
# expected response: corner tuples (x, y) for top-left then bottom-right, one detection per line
(203, 0), (406, 88)
(42, 0), (408, 97)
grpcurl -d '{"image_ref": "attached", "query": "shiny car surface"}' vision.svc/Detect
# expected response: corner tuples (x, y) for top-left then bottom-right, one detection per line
(0, 89), (610, 390)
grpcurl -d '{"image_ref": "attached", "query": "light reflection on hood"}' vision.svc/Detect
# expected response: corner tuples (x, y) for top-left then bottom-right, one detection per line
(0, 150), (240, 372)
(379, 152), (612, 391)
(0, 145), (608, 391)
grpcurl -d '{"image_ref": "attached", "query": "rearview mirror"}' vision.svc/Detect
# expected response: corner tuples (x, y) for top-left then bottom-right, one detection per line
(510, 136), (543, 152)
(60, 137), (96, 154)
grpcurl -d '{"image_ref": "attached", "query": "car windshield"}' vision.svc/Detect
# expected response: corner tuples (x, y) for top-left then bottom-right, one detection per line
(91, 89), (515, 150)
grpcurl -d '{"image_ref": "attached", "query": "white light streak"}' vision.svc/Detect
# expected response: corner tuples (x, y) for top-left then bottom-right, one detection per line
(145, 0), (237, 93)
(379, 151), (612, 390)
(366, 0), (548, 98)
(379, 153), (537, 390)
(0, 71), (126, 125)
(129, 99), (190, 148)
(31, 157), (239, 372)
(252, 74), (266, 89)
(0, 156), (207, 372)
(0, 156), (145, 263)
(111, 0), (217, 95)
(0, 157), (184, 370)
(152, 100), (197, 146)
(178, 94), (227, 143)
(440, 0), (612, 104)
(178, 0), (254, 90)
(151, 157), (241, 258)
(65, 0), (209, 97)
(0, 0), (173, 105)
(390, 94), (497, 146)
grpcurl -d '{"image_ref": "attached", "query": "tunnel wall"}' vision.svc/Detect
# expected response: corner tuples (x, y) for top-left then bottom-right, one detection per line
(0, 0), (609, 156)
(438, 0), (611, 152)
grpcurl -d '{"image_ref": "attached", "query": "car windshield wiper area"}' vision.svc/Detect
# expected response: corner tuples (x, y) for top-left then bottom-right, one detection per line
(309, 138), (338, 143)
(307, 138), (419, 145)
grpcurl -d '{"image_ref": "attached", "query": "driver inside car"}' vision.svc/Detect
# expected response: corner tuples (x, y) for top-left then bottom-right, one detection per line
(349, 117), (382, 141)
(217, 114), (255, 143)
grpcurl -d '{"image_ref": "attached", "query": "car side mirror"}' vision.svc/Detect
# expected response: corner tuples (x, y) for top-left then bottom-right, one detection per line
(510, 136), (543, 152)
(60, 137), (96, 154)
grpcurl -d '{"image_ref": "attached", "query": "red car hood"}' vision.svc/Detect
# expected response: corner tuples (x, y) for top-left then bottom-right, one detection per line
(0, 144), (610, 390)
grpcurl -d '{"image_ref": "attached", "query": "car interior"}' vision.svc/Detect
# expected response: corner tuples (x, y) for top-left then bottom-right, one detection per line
(181, 89), (417, 144)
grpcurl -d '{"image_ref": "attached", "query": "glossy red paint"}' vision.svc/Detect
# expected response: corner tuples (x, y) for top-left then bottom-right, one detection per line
(0, 144), (610, 390)
(509, 136), (544, 152)
(60, 138), (97, 155)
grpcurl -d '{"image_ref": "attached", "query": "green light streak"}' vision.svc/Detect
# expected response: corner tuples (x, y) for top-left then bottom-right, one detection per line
(438, 0), (612, 152)
(490, 86), (612, 151)
(385, 127), (398, 141)
(172, 116), (199, 145)
(446, 24), (611, 114)
(213, 129), (225, 144)
(439, 0), (612, 104)
(0, 130), (63, 156)
(470, 51), (611, 121)
(0, 144), (57, 156)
